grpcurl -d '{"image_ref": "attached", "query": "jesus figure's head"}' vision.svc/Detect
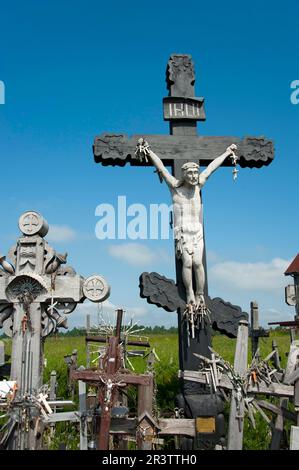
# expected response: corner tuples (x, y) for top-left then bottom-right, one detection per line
(181, 162), (199, 186)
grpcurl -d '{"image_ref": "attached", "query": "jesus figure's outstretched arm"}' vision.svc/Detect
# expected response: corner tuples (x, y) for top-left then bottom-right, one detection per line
(199, 144), (237, 186)
(145, 148), (179, 189)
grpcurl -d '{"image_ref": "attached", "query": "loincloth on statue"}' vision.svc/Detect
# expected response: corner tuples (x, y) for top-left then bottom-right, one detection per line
(174, 228), (203, 258)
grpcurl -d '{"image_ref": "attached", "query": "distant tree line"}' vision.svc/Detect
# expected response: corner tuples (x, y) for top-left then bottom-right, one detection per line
(1, 326), (178, 340)
(56, 325), (178, 337)
(0, 325), (293, 340)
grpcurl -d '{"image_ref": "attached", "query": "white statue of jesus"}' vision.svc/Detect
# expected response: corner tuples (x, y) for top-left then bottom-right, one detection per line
(136, 140), (238, 310)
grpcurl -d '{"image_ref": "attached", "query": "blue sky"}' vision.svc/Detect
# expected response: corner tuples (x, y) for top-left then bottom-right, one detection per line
(0, 0), (298, 329)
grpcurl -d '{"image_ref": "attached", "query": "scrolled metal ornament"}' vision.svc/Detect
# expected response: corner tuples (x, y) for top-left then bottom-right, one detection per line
(5, 273), (49, 303)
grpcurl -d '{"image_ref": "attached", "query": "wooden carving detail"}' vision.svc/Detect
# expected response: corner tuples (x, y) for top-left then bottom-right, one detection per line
(139, 272), (182, 312)
(94, 134), (274, 168)
(139, 272), (248, 338)
(93, 134), (132, 165)
(206, 297), (248, 338)
(238, 137), (274, 168)
(166, 54), (195, 97)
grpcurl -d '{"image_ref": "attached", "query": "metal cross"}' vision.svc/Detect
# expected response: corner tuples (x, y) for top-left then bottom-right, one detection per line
(0, 210), (110, 449)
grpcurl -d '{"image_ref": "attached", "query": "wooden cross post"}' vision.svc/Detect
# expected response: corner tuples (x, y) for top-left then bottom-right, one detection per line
(250, 301), (269, 360)
(72, 309), (154, 450)
(227, 319), (249, 450)
(93, 54), (274, 428)
(0, 211), (110, 449)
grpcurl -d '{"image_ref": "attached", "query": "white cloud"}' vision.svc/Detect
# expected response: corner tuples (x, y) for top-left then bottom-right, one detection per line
(47, 225), (76, 242)
(77, 299), (147, 317)
(108, 243), (157, 266)
(261, 307), (294, 324)
(209, 258), (290, 292)
(207, 250), (223, 264)
(67, 299), (149, 328)
(267, 308), (281, 315)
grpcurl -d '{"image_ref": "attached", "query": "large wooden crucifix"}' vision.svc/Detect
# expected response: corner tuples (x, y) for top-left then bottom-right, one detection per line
(93, 54), (274, 440)
(0, 210), (110, 449)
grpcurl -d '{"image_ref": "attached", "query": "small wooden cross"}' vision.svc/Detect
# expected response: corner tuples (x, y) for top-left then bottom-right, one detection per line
(71, 309), (154, 450)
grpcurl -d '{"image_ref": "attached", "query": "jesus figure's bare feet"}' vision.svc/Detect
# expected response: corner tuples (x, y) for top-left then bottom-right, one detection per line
(195, 293), (205, 310)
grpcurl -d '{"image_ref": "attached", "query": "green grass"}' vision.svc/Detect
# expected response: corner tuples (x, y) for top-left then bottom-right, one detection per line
(1, 330), (296, 449)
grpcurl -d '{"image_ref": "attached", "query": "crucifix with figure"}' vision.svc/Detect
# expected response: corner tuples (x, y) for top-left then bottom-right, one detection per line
(135, 138), (237, 313)
(0, 210), (110, 449)
(93, 54), (274, 445)
(71, 308), (155, 450)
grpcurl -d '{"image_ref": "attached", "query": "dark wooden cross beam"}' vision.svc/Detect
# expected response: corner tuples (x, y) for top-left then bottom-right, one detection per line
(94, 55), (273, 172)
(85, 335), (150, 348)
(71, 309), (153, 450)
(95, 134), (273, 170)
(93, 54), (273, 357)
(139, 271), (248, 352)
(268, 320), (299, 327)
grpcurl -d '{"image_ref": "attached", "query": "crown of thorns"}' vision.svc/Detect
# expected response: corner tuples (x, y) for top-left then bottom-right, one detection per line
(181, 162), (199, 171)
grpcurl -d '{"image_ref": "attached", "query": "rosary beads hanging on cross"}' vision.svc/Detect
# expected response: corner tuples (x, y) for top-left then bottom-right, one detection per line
(231, 147), (239, 181)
